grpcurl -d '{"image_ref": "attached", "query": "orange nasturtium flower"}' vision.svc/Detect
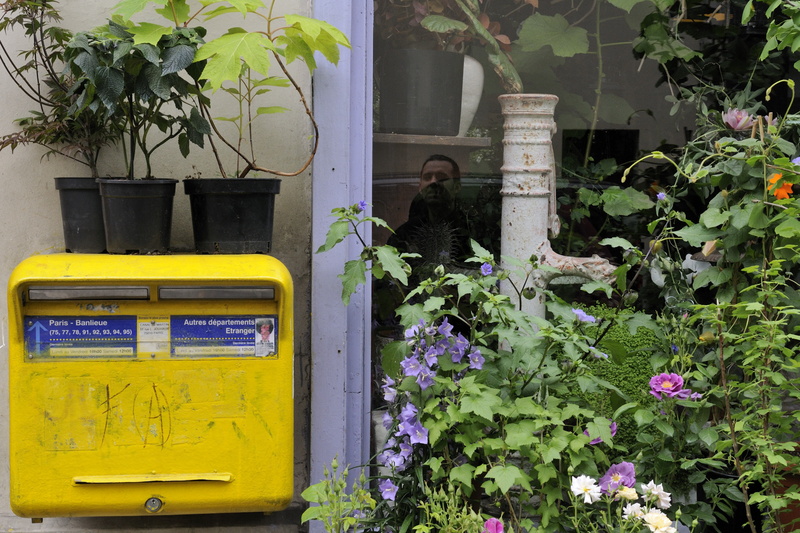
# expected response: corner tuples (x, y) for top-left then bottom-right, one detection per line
(768, 173), (794, 200)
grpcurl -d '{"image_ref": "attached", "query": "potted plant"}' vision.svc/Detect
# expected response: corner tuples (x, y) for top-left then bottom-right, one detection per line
(110, 0), (350, 254)
(0, 0), (122, 252)
(374, 0), (526, 136)
(63, 18), (210, 253)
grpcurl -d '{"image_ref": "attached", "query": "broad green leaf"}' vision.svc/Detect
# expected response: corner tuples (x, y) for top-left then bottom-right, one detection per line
(581, 280), (613, 298)
(516, 13), (589, 57)
(634, 408), (654, 425)
(141, 63), (171, 100)
(700, 207), (730, 228)
(504, 420), (538, 448)
(449, 463), (476, 489)
(460, 391), (501, 421)
(486, 464), (524, 494)
(674, 224), (721, 246)
(597, 93), (637, 125)
(127, 22), (173, 46)
(375, 246), (410, 285)
(599, 236), (635, 250)
(699, 427), (718, 447)
(113, 0), (165, 20)
(747, 202), (771, 229)
(423, 297), (446, 312)
(196, 30), (274, 90)
(607, 0), (648, 12)
(421, 15), (468, 34)
(95, 66), (125, 111)
(162, 44), (196, 75)
(339, 260), (366, 305)
(256, 106), (289, 115)
(776, 217), (800, 237)
(601, 187), (655, 216)
(316, 219), (349, 253)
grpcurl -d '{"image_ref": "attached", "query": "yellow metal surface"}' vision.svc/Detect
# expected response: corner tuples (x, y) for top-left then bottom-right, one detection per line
(8, 254), (294, 518)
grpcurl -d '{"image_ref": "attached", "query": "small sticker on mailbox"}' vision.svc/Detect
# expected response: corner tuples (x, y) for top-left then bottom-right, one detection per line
(171, 315), (278, 358)
(24, 316), (137, 359)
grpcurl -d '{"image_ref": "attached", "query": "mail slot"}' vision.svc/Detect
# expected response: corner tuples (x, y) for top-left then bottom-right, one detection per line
(7, 254), (294, 518)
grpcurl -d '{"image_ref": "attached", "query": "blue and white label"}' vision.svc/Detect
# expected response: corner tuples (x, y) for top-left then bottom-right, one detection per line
(171, 315), (278, 358)
(24, 316), (137, 358)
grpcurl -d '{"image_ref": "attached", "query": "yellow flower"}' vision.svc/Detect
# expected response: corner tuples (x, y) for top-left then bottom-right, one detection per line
(768, 173), (793, 200)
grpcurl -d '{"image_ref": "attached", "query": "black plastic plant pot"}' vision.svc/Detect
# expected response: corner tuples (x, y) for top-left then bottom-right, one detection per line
(183, 178), (281, 254)
(378, 49), (464, 136)
(97, 178), (177, 254)
(54, 177), (107, 253)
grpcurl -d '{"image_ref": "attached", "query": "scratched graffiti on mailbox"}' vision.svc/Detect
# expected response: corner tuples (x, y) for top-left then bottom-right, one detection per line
(99, 383), (172, 447)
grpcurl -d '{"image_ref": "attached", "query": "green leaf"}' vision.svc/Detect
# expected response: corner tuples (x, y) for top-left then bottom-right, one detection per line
(634, 408), (654, 425)
(113, 0), (164, 20)
(776, 217), (800, 238)
(196, 30), (274, 90)
(747, 203), (771, 229)
(316, 219), (350, 253)
(375, 246), (410, 286)
(95, 66), (125, 111)
(599, 237), (635, 250)
(607, 0), (648, 12)
(674, 224), (721, 246)
(449, 463), (476, 488)
(516, 13), (589, 57)
(699, 427), (718, 447)
(601, 187), (655, 216)
(597, 93), (637, 125)
(423, 297), (446, 313)
(486, 464), (524, 494)
(504, 420), (538, 448)
(700, 208), (730, 228)
(339, 260), (366, 305)
(421, 15), (469, 34)
(460, 390), (501, 421)
(256, 106), (289, 115)
(127, 22), (173, 46)
(580, 280), (613, 298)
(162, 44), (196, 74)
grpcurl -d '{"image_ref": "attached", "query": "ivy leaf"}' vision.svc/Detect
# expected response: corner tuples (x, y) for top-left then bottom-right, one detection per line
(338, 259), (366, 305)
(516, 13), (589, 57)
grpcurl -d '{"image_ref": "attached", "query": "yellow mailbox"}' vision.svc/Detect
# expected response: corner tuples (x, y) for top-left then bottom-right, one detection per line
(8, 253), (293, 519)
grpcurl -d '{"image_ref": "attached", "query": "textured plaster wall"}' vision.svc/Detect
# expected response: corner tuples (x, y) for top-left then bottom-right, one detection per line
(0, 0), (313, 530)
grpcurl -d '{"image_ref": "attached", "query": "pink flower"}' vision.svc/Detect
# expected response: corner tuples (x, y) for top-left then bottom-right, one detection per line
(722, 108), (754, 131)
(483, 518), (504, 533)
(649, 373), (684, 399)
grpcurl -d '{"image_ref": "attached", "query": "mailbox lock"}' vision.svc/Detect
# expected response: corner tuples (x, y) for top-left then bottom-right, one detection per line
(144, 497), (163, 513)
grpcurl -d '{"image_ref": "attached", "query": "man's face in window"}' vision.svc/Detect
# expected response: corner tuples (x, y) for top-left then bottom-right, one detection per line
(419, 160), (457, 191)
